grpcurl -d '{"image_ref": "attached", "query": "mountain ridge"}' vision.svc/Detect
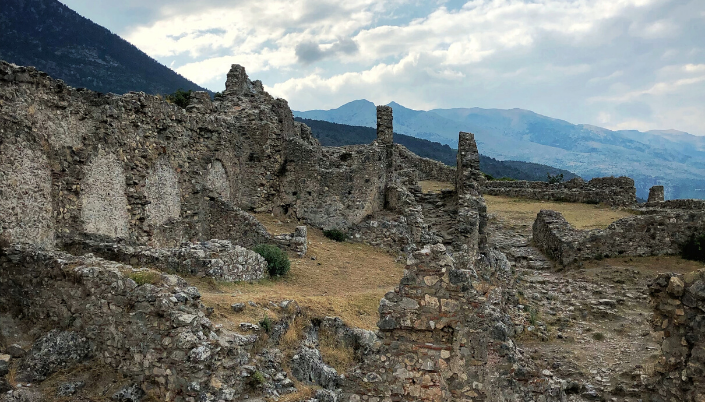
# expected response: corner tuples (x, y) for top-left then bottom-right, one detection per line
(0, 0), (209, 95)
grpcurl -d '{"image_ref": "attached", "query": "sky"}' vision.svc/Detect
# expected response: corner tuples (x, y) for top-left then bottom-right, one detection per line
(59, 0), (705, 135)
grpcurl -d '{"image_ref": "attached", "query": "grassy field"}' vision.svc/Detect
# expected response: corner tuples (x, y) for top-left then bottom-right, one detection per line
(193, 213), (404, 331)
(484, 194), (635, 230)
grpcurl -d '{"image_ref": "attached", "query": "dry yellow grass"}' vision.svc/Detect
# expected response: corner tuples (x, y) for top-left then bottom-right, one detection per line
(419, 180), (454, 193)
(484, 195), (635, 230)
(193, 213), (405, 330)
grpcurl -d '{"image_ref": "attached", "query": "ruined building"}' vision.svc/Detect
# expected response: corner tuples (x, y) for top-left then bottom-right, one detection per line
(0, 60), (703, 402)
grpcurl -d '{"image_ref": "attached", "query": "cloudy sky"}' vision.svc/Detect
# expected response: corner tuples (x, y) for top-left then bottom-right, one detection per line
(60, 0), (705, 135)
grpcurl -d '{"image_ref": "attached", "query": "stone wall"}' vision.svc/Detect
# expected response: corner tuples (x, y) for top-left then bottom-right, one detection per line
(533, 209), (705, 266)
(0, 60), (389, 250)
(63, 238), (268, 282)
(395, 145), (455, 183)
(482, 176), (637, 207)
(649, 270), (705, 401)
(648, 185), (665, 203)
(646, 199), (705, 210)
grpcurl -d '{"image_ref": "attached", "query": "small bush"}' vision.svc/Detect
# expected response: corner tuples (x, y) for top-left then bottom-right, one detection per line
(682, 233), (705, 262)
(251, 370), (266, 386)
(547, 173), (564, 184)
(528, 307), (539, 326)
(166, 88), (192, 108)
(253, 244), (290, 277)
(323, 229), (347, 242)
(592, 332), (605, 341)
(259, 315), (273, 333)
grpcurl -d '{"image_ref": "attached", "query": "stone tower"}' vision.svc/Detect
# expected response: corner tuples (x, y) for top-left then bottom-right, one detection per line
(648, 185), (665, 203)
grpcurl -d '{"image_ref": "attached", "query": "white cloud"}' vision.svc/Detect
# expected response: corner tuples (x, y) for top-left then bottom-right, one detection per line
(116, 0), (705, 135)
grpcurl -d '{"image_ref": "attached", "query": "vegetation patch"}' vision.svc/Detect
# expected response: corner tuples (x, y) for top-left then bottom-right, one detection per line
(166, 88), (192, 108)
(126, 270), (161, 286)
(323, 229), (347, 242)
(253, 244), (291, 277)
(682, 233), (705, 262)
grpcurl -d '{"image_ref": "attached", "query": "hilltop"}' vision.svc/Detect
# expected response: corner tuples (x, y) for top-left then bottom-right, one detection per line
(0, 0), (209, 95)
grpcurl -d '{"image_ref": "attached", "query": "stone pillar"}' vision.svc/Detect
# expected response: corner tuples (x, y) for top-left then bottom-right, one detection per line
(455, 132), (487, 263)
(223, 64), (250, 96)
(376, 105), (393, 145)
(648, 185), (665, 203)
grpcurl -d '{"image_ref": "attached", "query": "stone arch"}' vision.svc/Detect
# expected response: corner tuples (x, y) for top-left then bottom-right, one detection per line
(0, 140), (54, 248)
(145, 158), (181, 227)
(81, 151), (129, 238)
(206, 160), (231, 201)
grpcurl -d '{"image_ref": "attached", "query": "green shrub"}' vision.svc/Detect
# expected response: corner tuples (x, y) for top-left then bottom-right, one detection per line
(547, 173), (564, 184)
(323, 229), (347, 242)
(484, 173), (495, 180)
(166, 88), (192, 108)
(259, 315), (273, 333)
(682, 233), (705, 262)
(253, 244), (290, 277)
(592, 332), (605, 341)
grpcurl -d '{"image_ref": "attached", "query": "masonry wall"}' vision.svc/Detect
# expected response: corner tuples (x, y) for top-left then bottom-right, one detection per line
(533, 209), (705, 266)
(395, 145), (455, 183)
(0, 61), (390, 249)
(482, 176), (637, 207)
(649, 270), (705, 402)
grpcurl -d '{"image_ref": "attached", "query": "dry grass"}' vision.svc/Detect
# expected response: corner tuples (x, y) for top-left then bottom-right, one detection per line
(192, 213), (405, 330)
(583, 255), (704, 275)
(318, 327), (355, 373)
(274, 386), (316, 402)
(484, 195), (635, 230)
(419, 180), (454, 193)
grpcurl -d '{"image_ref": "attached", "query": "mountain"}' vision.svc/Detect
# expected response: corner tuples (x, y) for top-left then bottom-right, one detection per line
(295, 100), (705, 200)
(296, 117), (579, 182)
(0, 0), (209, 95)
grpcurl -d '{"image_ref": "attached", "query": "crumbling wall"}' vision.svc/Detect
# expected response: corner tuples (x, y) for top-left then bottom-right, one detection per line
(63, 239), (268, 282)
(395, 145), (455, 183)
(533, 209), (705, 266)
(648, 185), (665, 203)
(0, 139), (54, 248)
(342, 244), (564, 401)
(0, 244), (258, 401)
(649, 270), (705, 401)
(482, 176), (637, 207)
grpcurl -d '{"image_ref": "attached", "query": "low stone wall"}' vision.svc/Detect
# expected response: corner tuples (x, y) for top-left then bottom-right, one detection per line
(646, 199), (705, 210)
(63, 238), (268, 282)
(0, 244), (259, 401)
(395, 145), (455, 183)
(482, 176), (637, 207)
(533, 209), (705, 266)
(649, 270), (705, 401)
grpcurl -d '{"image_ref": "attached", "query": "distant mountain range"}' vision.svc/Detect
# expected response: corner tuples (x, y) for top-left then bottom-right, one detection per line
(0, 0), (208, 95)
(297, 117), (578, 182)
(296, 100), (705, 200)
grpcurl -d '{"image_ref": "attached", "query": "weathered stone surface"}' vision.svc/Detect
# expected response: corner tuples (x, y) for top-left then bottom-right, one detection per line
(19, 330), (90, 382)
(533, 209), (705, 266)
(66, 238), (268, 282)
(482, 176), (637, 207)
(376, 105), (393, 146)
(648, 185), (665, 203)
(650, 270), (705, 401)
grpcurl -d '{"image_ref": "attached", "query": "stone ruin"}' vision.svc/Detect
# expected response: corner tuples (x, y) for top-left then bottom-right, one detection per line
(0, 59), (704, 402)
(481, 176), (638, 207)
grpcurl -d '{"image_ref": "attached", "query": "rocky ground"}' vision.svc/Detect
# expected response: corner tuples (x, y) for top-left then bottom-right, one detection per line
(486, 197), (703, 401)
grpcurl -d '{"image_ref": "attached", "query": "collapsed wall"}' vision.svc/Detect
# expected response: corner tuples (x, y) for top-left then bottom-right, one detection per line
(0, 244), (261, 401)
(533, 209), (705, 266)
(649, 270), (705, 401)
(482, 176), (637, 207)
